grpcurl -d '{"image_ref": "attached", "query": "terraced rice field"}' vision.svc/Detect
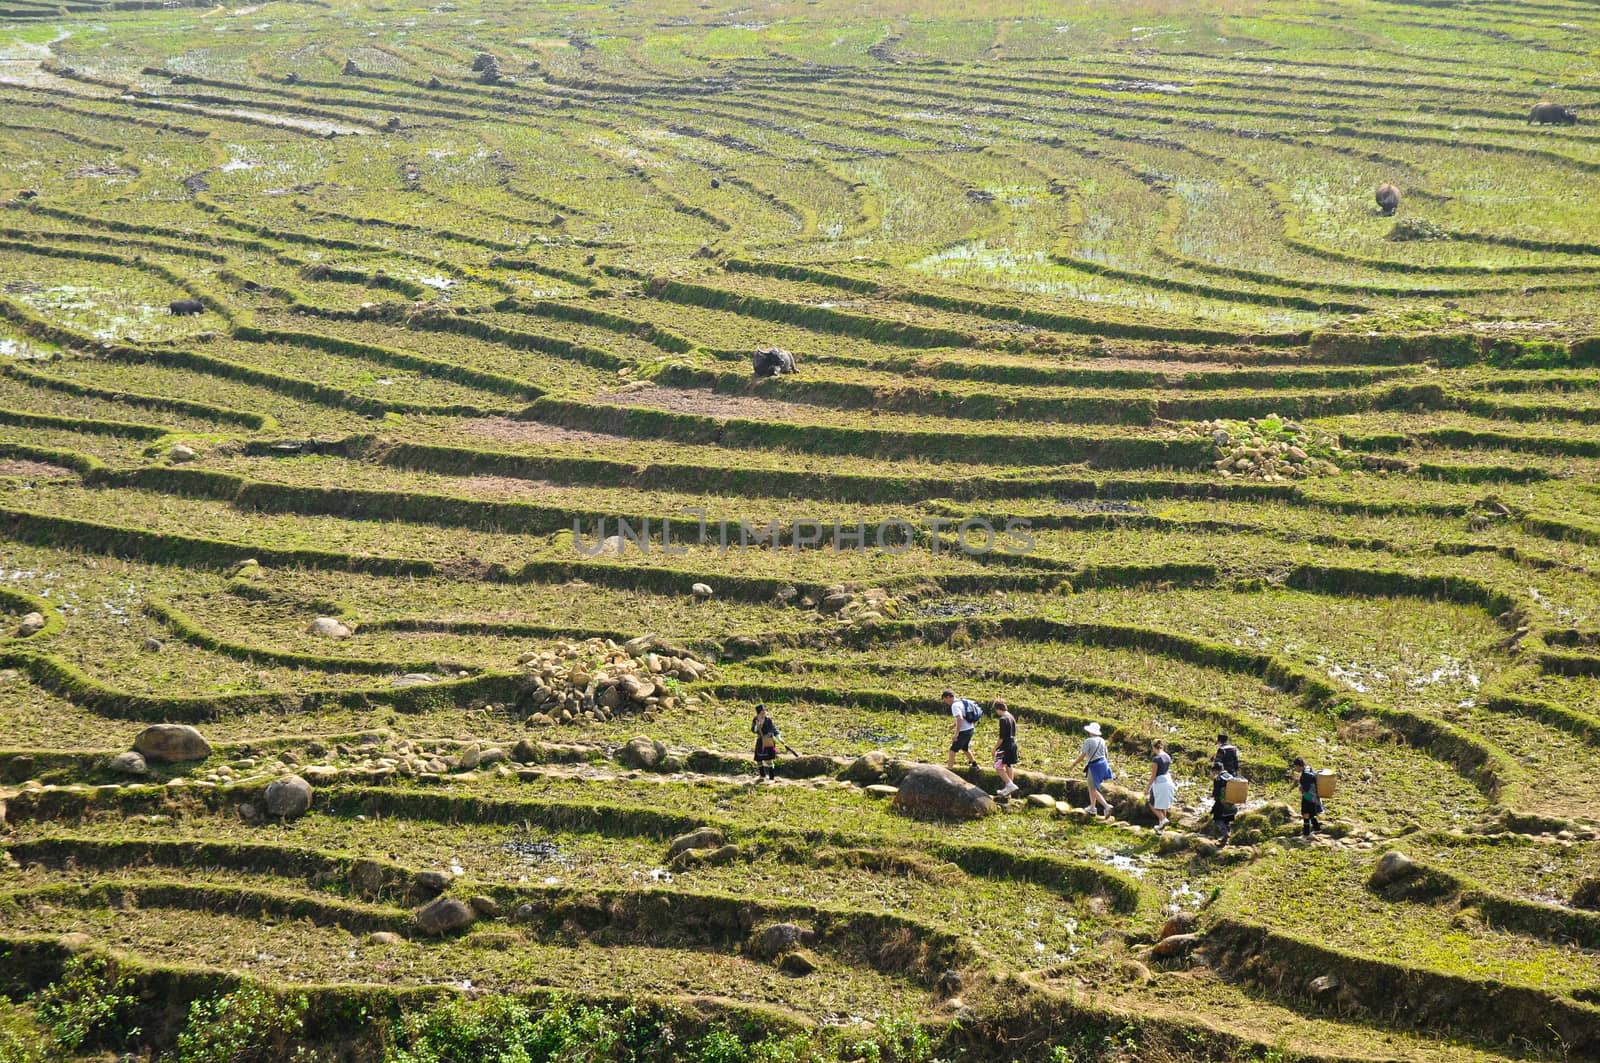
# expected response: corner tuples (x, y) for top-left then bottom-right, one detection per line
(3, 0), (1600, 1059)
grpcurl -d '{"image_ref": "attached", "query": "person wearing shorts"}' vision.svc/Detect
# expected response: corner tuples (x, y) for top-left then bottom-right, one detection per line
(1068, 722), (1114, 816)
(992, 700), (1019, 797)
(1147, 738), (1176, 832)
(943, 689), (979, 771)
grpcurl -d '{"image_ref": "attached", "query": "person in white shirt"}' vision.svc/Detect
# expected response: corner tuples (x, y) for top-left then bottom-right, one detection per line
(1067, 722), (1114, 816)
(942, 689), (980, 771)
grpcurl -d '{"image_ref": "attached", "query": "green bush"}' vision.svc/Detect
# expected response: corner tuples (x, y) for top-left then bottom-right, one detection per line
(28, 955), (139, 1052)
(387, 996), (826, 1063)
(173, 984), (311, 1063)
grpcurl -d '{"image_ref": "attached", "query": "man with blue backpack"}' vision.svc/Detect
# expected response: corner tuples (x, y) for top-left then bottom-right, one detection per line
(942, 689), (982, 772)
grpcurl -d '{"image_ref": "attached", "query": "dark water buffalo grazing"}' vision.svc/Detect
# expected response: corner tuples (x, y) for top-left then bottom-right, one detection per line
(752, 346), (797, 378)
(1375, 183), (1400, 216)
(15, 189), (35, 201)
(709, 177), (720, 189)
(1530, 102), (1578, 125)
(168, 298), (205, 316)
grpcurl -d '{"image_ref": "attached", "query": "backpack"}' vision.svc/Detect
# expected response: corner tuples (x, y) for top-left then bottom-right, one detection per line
(959, 698), (982, 725)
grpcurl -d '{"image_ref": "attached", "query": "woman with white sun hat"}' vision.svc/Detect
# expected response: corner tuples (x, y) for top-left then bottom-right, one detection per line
(1067, 721), (1115, 817)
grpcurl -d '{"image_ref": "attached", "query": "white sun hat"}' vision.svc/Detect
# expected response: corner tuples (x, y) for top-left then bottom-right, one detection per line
(1084, 722), (1102, 737)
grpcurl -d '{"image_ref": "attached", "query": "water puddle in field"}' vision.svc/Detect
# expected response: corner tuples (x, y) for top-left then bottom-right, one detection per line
(218, 109), (367, 135)
(0, 29), (105, 92)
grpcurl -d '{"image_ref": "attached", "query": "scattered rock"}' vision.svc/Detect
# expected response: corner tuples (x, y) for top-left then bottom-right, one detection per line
(1572, 878), (1600, 911)
(263, 774), (313, 819)
(169, 444), (197, 463)
(16, 612), (45, 637)
(366, 931), (402, 946)
(778, 949), (818, 976)
(141, 637), (163, 653)
(1369, 850), (1417, 889)
(349, 859), (387, 899)
(511, 738), (540, 764)
(864, 784), (899, 798)
(1027, 793), (1056, 809)
(413, 870), (451, 899)
(307, 617), (352, 638)
(415, 897), (475, 936)
(1308, 974), (1340, 996)
(133, 724), (212, 763)
(1159, 913), (1196, 940)
(892, 765), (996, 820)
(751, 922), (805, 960)
(1118, 959), (1153, 985)
(1151, 932), (1201, 959)
(690, 582), (713, 600)
(391, 673), (436, 688)
(470, 895), (500, 918)
(937, 970), (963, 998)
(105, 751), (148, 776)
(666, 827), (726, 862)
(671, 843), (741, 871)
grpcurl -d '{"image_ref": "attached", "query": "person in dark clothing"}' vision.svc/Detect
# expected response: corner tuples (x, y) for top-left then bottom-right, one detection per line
(1210, 760), (1238, 844)
(1214, 733), (1241, 776)
(992, 699), (1019, 797)
(751, 703), (781, 781)
(1291, 756), (1324, 836)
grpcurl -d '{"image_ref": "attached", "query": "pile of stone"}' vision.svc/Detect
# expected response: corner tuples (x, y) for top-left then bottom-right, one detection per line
(471, 52), (502, 83)
(774, 584), (902, 626)
(517, 635), (709, 726)
(1193, 415), (1341, 481)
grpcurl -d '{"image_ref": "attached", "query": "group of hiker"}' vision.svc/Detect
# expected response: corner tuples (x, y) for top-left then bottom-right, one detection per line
(752, 693), (1330, 841)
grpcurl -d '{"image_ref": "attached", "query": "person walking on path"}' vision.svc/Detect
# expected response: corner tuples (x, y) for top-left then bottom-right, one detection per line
(1291, 756), (1324, 836)
(1147, 739), (1176, 832)
(1210, 760), (1239, 844)
(992, 700), (1019, 797)
(1068, 722), (1114, 817)
(1214, 733), (1241, 776)
(751, 703), (784, 781)
(943, 689), (981, 772)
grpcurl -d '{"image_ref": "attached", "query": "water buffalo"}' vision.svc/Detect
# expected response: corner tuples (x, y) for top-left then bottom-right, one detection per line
(752, 346), (797, 378)
(1375, 183), (1400, 216)
(1530, 102), (1578, 125)
(168, 298), (205, 316)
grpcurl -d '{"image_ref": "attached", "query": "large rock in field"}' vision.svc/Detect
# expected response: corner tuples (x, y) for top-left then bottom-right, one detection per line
(307, 617), (352, 638)
(16, 612), (45, 636)
(415, 897), (476, 936)
(618, 736), (666, 770)
(133, 724), (212, 763)
(665, 827), (725, 862)
(840, 751), (887, 785)
(1368, 850), (1417, 889)
(263, 774), (313, 819)
(892, 765), (996, 820)
(750, 922), (806, 960)
(1572, 877), (1600, 911)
